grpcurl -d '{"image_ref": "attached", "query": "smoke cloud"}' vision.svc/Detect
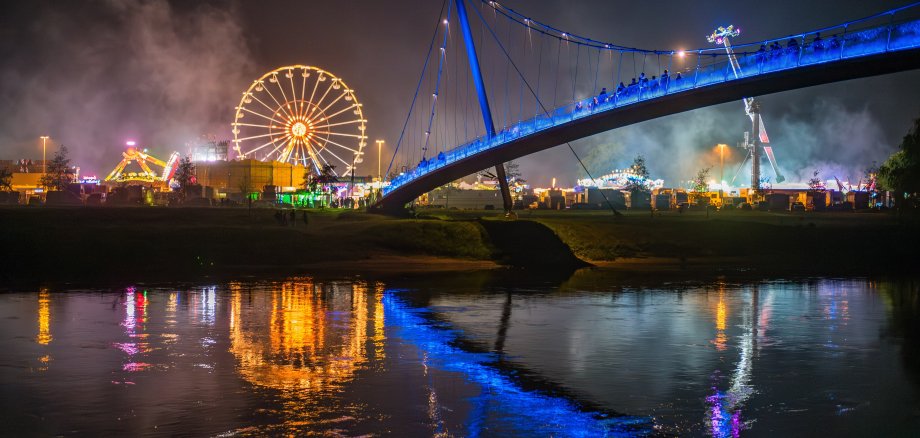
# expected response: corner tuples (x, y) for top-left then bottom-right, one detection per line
(512, 94), (900, 188)
(0, 0), (254, 176)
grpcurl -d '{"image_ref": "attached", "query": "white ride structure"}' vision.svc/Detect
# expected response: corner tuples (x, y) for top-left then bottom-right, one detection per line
(709, 26), (786, 190)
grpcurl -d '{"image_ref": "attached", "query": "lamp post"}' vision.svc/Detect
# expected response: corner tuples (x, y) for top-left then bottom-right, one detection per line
(376, 139), (384, 181)
(40, 136), (50, 175)
(719, 143), (725, 205)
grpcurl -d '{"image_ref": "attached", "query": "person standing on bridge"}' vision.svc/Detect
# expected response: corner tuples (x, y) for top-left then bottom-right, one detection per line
(812, 33), (824, 52)
(786, 37), (799, 55)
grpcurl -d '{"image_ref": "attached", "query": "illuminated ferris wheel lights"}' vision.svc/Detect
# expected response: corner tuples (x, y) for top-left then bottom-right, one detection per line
(232, 65), (366, 176)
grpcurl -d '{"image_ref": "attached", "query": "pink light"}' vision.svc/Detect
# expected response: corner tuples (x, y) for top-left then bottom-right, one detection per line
(126, 140), (136, 146)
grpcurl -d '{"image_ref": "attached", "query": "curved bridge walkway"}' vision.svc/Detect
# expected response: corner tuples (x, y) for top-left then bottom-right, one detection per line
(376, 3), (920, 211)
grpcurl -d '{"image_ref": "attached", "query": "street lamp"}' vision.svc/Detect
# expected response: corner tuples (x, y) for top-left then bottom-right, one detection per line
(376, 139), (385, 181)
(718, 143), (726, 204)
(40, 136), (50, 175)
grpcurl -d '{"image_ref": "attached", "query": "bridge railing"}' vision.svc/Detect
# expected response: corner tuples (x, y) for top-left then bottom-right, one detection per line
(384, 6), (920, 197)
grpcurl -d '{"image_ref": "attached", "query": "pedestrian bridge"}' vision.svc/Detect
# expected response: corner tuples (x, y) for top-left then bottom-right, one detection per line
(375, 1), (920, 212)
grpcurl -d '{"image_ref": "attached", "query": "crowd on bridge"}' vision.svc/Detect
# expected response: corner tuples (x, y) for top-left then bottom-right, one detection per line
(574, 31), (857, 115)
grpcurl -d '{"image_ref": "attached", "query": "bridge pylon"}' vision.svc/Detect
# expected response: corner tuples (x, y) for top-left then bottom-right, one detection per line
(454, 0), (513, 214)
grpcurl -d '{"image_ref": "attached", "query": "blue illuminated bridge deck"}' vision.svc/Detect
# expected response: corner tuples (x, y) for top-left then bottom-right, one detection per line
(376, 7), (920, 211)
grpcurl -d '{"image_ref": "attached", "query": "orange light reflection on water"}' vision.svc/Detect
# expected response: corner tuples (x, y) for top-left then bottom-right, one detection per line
(229, 278), (385, 392)
(227, 279), (386, 432)
(713, 287), (728, 351)
(37, 289), (52, 345)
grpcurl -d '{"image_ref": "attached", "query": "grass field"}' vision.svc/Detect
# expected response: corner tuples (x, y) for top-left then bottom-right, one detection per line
(422, 207), (919, 267)
(0, 207), (494, 284)
(1, 205), (916, 284)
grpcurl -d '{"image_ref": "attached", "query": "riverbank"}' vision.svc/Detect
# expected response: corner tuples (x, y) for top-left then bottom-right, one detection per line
(0, 208), (498, 285)
(423, 207), (920, 275)
(1, 207), (917, 285)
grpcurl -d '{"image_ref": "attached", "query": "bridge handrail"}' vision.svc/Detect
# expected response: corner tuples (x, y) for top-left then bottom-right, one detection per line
(383, 13), (920, 197)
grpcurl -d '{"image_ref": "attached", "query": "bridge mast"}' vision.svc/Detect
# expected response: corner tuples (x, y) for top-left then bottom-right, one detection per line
(454, 0), (513, 214)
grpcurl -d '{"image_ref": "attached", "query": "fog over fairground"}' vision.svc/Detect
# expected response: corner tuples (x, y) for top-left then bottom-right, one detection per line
(1, 0), (918, 186)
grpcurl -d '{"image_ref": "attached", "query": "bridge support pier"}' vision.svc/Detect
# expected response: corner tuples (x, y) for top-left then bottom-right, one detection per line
(494, 163), (513, 213)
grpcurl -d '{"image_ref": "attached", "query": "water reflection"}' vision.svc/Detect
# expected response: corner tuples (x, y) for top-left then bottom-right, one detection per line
(382, 291), (653, 436)
(36, 289), (51, 345)
(228, 279), (384, 392)
(116, 287), (153, 374)
(706, 285), (760, 438)
(2, 277), (920, 436)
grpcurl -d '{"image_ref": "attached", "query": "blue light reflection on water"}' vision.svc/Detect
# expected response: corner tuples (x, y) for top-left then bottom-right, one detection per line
(382, 289), (655, 437)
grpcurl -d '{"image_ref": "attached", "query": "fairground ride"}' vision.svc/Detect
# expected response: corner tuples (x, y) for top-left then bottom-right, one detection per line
(709, 26), (786, 189)
(232, 65), (367, 177)
(104, 142), (180, 183)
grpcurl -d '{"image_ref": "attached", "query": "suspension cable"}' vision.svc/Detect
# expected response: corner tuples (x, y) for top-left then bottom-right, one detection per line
(386, 0), (448, 178)
(472, 1), (622, 216)
(422, 1), (454, 160)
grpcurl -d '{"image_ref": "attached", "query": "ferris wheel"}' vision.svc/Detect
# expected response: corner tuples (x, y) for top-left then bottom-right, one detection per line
(232, 65), (366, 176)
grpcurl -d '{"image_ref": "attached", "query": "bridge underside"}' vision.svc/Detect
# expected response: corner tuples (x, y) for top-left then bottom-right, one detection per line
(375, 48), (920, 213)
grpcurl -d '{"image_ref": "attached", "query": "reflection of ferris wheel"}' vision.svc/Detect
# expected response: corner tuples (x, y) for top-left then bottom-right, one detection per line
(232, 65), (366, 176)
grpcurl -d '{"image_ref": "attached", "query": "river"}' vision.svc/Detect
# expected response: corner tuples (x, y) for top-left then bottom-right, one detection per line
(1, 273), (918, 436)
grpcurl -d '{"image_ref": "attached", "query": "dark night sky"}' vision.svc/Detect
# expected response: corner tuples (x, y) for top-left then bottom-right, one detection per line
(1, 0), (917, 185)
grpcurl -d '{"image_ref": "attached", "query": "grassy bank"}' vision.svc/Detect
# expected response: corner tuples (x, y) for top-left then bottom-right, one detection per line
(0, 207), (495, 284)
(420, 207), (919, 271)
(521, 209), (918, 270)
(2, 206), (917, 284)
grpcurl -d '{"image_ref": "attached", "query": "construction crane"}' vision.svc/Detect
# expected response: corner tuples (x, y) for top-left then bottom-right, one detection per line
(708, 26), (786, 193)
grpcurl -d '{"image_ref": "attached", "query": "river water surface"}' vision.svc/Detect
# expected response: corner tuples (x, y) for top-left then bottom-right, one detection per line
(1, 273), (918, 436)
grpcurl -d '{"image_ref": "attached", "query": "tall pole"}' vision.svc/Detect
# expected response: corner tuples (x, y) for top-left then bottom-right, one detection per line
(719, 144), (725, 204)
(454, 0), (513, 214)
(40, 136), (49, 175)
(751, 102), (762, 197)
(376, 139), (384, 180)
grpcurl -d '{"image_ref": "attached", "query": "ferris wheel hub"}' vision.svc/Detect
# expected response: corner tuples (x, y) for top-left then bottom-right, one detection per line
(291, 121), (308, 138)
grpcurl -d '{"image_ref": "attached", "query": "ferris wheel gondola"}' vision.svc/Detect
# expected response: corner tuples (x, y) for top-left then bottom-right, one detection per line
(232, 65), (367, 176)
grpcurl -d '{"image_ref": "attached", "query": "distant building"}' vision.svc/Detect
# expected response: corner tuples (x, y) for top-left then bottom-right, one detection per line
(190, 140), (229, 163)
(194, 159), (310, 200)
(427, 187), (504, 209)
